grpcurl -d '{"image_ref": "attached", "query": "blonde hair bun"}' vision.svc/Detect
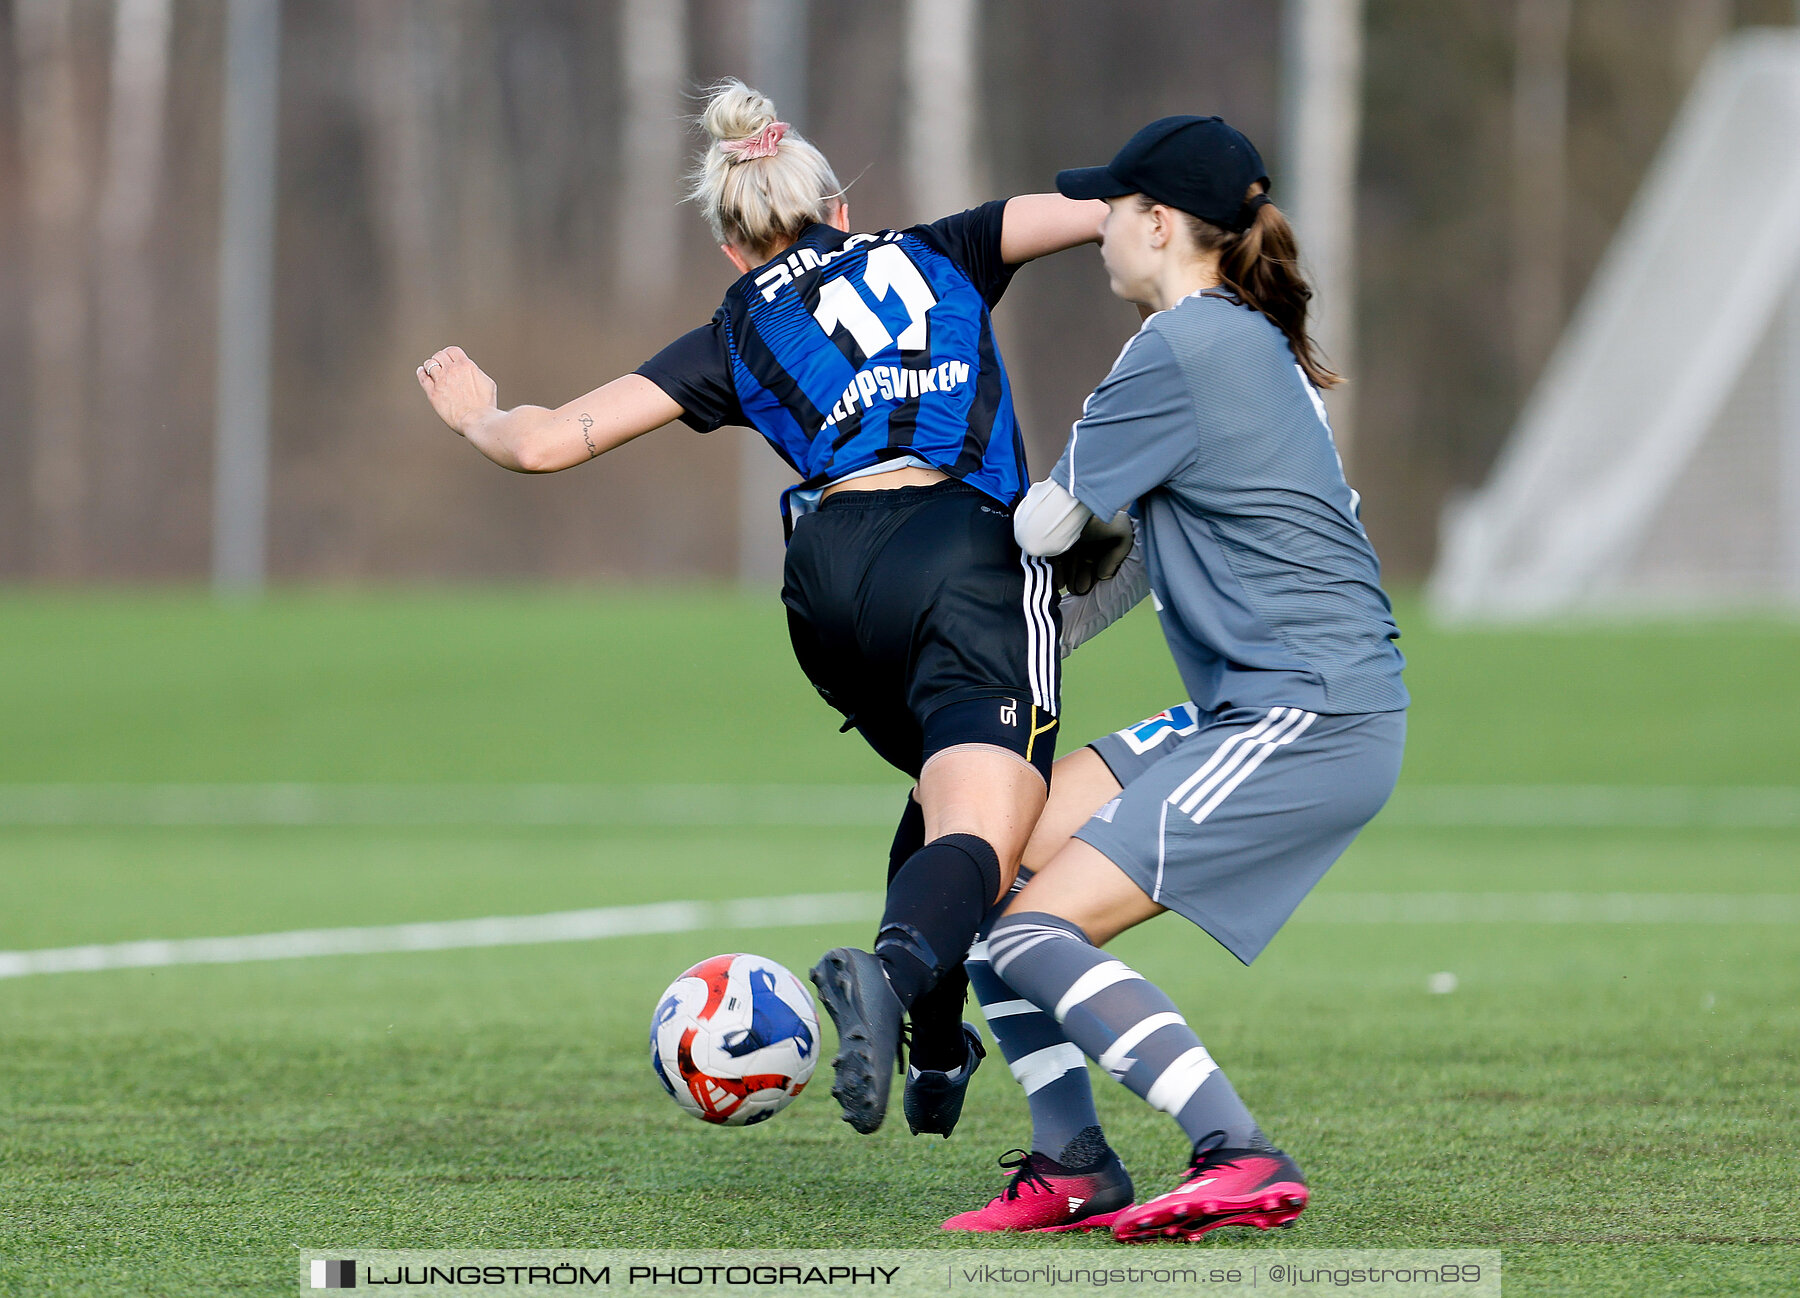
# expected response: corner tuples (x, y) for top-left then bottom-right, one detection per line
(702, 79), (779, 151)
(689, 79), (844, 258)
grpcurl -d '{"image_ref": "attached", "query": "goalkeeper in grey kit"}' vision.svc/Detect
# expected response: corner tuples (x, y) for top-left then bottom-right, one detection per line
(945, 116), (1408, 1241)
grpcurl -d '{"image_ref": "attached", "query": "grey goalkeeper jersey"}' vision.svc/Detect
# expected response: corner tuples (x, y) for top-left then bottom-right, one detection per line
(1051, 292), (1408, 716)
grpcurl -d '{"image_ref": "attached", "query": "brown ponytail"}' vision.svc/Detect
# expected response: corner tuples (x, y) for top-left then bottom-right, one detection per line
(1143, 187), (1341, 389)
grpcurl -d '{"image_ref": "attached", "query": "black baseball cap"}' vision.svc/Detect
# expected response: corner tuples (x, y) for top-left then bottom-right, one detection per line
(1056, 116), (1269, 231)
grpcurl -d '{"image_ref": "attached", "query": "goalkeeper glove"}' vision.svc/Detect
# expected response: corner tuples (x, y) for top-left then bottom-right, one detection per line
(1053, 510), (1134, 596)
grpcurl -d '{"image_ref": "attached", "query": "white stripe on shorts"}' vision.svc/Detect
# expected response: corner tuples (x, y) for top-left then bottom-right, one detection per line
(1017, 552), (1056, 714)
(1183, 710), (1317, 824)
(1010, 1042), (1087, 1094)
(1152, 799), (1170, 902)
(1098, 1010), (1186, 1078)
(1165, 708), (1293, 809)
(1170, 707), (1317, 819)
(1173, 706), (1311, 815)
(1144, 1045), (1219, 1115)
(1052, 959), (1144, 1022)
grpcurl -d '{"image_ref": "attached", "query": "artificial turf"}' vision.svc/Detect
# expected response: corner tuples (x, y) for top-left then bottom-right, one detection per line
(1, 590), (1796, 1296)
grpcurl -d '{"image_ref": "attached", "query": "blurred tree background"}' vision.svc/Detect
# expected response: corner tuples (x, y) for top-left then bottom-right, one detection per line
(3, 0), (1796, 584)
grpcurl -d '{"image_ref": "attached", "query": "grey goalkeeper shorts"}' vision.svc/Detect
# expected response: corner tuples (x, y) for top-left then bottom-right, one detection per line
(1082, 702), (1406, 964)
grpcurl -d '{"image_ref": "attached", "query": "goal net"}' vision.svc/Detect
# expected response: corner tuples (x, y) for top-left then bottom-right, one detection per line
(1429, 30), (1800, 621)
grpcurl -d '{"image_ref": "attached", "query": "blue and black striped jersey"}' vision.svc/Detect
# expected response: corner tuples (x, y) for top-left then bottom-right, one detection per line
(637, 201), (1029, 505)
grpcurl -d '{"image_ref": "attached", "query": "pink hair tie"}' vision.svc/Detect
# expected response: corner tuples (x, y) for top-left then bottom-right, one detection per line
(721, 121), (789, 161)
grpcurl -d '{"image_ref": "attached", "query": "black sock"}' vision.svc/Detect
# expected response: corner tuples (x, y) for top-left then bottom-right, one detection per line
(904, 964), (970, 1071)
(886, 797), (926, 883)
(876, 833), (1002, 1011)
(885, 798), (971, 1069)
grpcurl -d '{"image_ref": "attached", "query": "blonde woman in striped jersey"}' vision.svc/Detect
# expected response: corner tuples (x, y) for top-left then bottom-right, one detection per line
(420, 80), (1124, 1136)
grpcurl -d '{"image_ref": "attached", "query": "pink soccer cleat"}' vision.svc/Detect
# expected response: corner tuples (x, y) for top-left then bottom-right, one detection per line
(1111, 1132), (1308, 1243)
(942, 1146), (1134, 1233)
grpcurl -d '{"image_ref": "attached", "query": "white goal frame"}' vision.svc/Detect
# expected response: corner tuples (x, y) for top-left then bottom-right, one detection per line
(1429, 30), (1800, 621)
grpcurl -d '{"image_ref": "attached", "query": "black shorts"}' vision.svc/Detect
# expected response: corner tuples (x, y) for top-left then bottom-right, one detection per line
(782, 480), (1060, 782)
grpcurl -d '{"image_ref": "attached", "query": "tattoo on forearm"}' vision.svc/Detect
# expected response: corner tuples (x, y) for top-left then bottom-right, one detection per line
(578, 413), (598, 458)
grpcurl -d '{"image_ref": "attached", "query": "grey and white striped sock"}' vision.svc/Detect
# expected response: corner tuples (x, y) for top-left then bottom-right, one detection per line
(966, 887), (1101, 1162)
(986, 910), (1265, 1151)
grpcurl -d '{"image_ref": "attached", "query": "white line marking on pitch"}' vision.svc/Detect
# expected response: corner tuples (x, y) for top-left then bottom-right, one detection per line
(1, 784), (1797, 827)
(1, 891), (1794, 981)
(0, 892), (884, 980)
(0, 784), (905, 827)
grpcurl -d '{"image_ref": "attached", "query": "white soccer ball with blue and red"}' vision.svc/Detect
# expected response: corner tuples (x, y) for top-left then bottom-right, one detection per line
(649, 953), (820, 1126)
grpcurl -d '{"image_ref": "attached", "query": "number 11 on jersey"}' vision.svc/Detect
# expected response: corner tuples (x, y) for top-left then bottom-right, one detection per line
(810, 244), (938, 359)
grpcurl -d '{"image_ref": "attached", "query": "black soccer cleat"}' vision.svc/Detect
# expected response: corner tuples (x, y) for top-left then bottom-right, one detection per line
(902, 1022), (986, 1138)
(810, 947), (906, 1134)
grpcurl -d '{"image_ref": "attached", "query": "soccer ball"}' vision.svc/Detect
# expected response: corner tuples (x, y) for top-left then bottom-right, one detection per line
(649, 953), (820, 1126)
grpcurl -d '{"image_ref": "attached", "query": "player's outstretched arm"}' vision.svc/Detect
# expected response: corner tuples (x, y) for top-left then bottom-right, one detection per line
(999, 194), (1108, 264)
(417, 346), (684, 473)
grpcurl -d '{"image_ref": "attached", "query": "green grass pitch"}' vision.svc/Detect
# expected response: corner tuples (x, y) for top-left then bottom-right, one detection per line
(1, 590), (1797, 1296)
